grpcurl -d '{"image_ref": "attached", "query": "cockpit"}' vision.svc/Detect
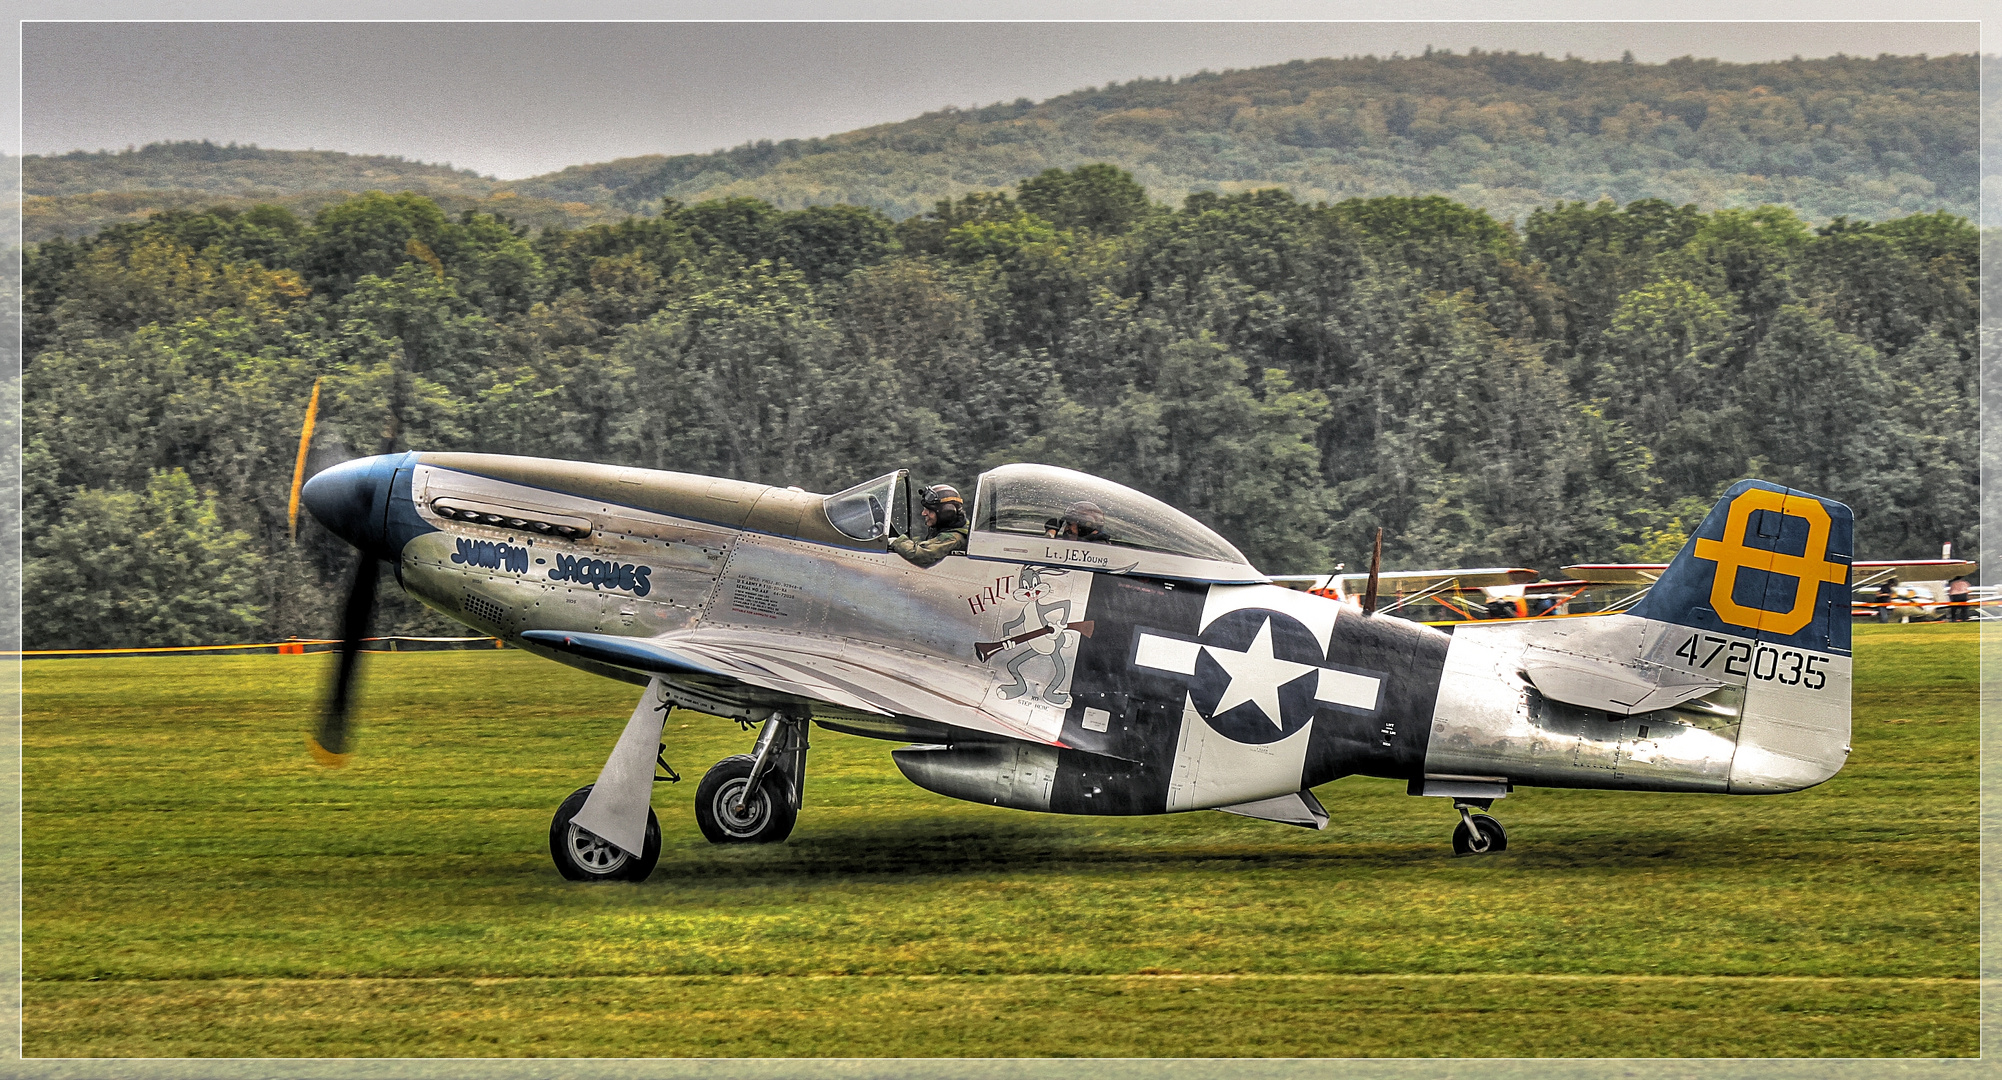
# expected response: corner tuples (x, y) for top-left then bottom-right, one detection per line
(821, 470), (909, 542)
(968, 463), (1264, 583)
(820, 463), (1264, 583)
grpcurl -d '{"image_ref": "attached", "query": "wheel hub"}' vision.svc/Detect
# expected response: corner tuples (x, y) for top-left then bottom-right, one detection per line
(567, 823), (630, 874)
(713, 778), (770, 838)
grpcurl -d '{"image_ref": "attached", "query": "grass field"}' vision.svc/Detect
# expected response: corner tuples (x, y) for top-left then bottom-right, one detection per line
(20, 623), (1979, 1058)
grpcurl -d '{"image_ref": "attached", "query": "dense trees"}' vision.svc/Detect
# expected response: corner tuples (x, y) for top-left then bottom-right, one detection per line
(20, 165), (1980, 647)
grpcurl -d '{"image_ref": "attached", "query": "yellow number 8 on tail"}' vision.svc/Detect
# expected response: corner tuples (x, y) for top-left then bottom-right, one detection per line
(1692, 488), (1848, 637)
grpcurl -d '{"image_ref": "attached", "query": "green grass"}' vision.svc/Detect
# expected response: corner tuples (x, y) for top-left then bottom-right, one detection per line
(21, 622), (1979, 1057)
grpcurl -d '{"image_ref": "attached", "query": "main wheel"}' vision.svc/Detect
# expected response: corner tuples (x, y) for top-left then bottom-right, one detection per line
(695, 754), (797, 845)
(1451, 814), (1508, 856)
(549, 784), (661, 882)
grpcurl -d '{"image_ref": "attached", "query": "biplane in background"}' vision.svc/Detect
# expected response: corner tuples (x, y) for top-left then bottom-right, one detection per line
(301, 453), (1858, 883)
(1566, 557), (1983, 622)
(1272, 568), (1638, 623)
(1273, 568), (1536, 622)
(1277, 555), (1985, 627)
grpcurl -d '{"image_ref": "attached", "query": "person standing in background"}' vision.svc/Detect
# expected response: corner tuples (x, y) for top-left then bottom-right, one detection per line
(1946, 576), (1972, 622)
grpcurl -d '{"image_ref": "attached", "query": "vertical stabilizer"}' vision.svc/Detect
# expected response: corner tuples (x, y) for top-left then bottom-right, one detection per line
(1633, 480), (1855, 792)
(1632, 480), (1853, 656)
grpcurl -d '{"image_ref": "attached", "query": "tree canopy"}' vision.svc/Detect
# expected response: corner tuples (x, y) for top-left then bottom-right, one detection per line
(20, 165), (1980, 647)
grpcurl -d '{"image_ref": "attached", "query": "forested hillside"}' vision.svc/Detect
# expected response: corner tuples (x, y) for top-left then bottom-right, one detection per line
(19, 167), (1979, 647)
(27, 142), (500, 198)
(24, 50), (1980, 243)
(521, 50), (1978, 224)
(21, 143), (624, 244)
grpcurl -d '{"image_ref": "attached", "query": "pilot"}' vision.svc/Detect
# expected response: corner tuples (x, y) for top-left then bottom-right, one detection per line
(1045, 500), (1110, 544)
(1875, 580), (1898, 623)
(890, 484), (969, 568)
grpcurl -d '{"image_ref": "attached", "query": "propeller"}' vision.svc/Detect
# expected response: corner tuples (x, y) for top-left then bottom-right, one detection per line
(309, 552), (378, 767)
(295, 425), (402, 767)
(286, 378), (323, 543)
(288, 377), (366, 767)
(1362, 527), (1384, 617)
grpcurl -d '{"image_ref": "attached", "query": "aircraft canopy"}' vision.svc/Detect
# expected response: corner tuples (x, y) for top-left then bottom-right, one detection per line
(822, 469), (909, 541)
(968, 463), (1264, 583)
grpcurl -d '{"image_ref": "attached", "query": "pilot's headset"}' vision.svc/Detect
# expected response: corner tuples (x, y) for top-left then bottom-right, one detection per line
(919, 484), (966, 528)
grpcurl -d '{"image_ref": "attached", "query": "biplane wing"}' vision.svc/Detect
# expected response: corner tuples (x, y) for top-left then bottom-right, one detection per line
(1848, 559), (1977, 586)
(1570, 559), (1975, 590)
(1562, 563), (1669, 585)
(1269, 567), (1538, 599)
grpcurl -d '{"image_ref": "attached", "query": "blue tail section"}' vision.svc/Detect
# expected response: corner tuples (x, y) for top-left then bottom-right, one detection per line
(1630, 480), (1854, 656)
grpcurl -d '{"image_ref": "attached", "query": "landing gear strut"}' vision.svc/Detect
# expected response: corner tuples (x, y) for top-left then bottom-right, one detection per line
(695, 714), (807, 844)
(1450, 799), (1507, 856)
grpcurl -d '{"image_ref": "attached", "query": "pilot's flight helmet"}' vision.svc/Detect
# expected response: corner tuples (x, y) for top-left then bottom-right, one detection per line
(1064, 500), (1105, 527)
(920, 484), (964, 511)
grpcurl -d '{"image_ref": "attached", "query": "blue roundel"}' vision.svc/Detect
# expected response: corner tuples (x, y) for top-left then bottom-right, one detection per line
(1188, 608), (1325, 744)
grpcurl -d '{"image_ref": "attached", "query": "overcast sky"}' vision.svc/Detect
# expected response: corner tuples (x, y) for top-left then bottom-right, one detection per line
(20, 20), (1984, 180)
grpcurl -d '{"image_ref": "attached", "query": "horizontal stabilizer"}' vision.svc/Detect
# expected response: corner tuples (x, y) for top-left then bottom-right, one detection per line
(1521, 653), (1722, 716)
(1213, 789), (1329, 830)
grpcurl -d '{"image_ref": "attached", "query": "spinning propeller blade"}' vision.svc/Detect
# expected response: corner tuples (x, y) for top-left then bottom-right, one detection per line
(311, 552), (378, 767)
(1362, 528), (1383, 617)
(287, 378), (323, 543)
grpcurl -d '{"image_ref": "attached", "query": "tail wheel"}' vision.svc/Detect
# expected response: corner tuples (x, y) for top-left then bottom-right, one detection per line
(549, 784), (661, 882)
(695, 754), (797, 845)
(1451, 813), (1508, 856)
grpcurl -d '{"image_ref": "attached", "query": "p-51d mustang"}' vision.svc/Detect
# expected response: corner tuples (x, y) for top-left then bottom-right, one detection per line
(302, 455), (1854, 881)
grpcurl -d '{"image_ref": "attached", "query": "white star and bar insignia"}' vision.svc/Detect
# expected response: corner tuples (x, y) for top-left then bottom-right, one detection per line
(1132, 613), (1382, 729)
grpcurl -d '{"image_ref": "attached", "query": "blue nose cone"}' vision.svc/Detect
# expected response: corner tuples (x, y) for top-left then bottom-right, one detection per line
(302, 455), (396, 557)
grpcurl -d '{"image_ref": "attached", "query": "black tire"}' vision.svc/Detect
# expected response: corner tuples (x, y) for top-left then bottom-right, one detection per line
(695, 754), (797, 845)
(1451, 814), (1508, 857)
(549, 784), (661, 882)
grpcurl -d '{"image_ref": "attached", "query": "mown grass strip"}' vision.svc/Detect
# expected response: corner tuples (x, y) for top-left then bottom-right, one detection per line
(21, 622), (1977, 1056)
(25, 973), (1979, 1058)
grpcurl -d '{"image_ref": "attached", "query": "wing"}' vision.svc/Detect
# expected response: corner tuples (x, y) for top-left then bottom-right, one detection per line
(520, 628), (1067, 746)
(1562, 563), (1669, 586)
(1333, 566), (1539, 592)
(1849, 559), (1977, 585)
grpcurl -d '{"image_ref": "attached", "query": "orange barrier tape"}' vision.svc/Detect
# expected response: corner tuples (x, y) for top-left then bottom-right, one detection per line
(1854, 600), (1993, 608)
(11, 636), (506, 659)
